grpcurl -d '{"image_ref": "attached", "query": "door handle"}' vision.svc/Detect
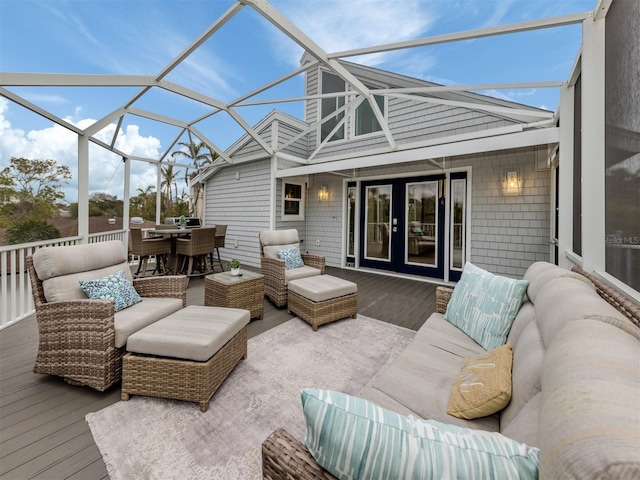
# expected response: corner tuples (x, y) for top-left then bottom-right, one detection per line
(392, 227), (397, 232)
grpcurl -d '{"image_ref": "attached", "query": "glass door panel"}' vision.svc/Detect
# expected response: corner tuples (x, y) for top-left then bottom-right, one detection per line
(450, 178), (466, 270)
(406, 181), (438, 266)
(346, 183), (357, 265)
(364, 185), (391, 261)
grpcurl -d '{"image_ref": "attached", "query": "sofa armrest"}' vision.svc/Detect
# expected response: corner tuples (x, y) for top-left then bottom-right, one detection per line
(262, 428), (337, 480)
(133, 275), (188, 307)
(435, 286), (454, 314)
(301, 254), (325, 274)
(33, 299), (123, 390)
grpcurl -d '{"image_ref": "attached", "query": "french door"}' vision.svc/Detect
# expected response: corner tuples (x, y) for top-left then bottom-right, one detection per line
(355, 173), (467, 281)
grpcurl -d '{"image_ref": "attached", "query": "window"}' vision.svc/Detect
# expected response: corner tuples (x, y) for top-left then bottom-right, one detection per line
(320, 71), (345, 142)
(604, 0), (639, 291)
(282, 181), (305, 221)
(355, 92), (384, 136)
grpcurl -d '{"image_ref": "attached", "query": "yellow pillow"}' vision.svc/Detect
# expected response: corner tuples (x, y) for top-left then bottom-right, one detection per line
(447, 343), (513, 419)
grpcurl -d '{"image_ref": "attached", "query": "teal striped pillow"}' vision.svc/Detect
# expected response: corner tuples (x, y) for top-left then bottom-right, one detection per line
(301, 389), (539, 480)
(445, 262), (528, 350)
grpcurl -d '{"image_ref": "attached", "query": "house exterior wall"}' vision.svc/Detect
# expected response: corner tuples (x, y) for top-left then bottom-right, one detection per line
(203, 159), (272, 268)
(305, 64), (522, 160)
(301, 146), (550, 279)
(202, 61), (552, 280)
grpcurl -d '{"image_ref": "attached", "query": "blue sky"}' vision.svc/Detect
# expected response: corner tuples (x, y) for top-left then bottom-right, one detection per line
(0, 0), (597, 203)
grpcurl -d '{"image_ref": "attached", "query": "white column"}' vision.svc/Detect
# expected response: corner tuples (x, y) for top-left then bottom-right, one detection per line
(77, 134), (89, 244)
(156, 163), (162, 223)
(123, 157), (131, 248)
(557, 83), (575, 269)
(580, 13), (606, 272)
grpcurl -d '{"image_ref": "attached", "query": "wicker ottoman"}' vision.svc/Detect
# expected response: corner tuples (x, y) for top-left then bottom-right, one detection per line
(287, 275), (357, 331)
(121, 305), (250, 411)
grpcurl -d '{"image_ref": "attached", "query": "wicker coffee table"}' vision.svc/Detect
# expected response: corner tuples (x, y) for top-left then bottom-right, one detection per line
(205, 270), (264, 320)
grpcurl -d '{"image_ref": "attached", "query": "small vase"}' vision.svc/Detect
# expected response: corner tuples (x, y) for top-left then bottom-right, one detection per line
(231, 267), (241, 276)
(179, 225), (186, 230)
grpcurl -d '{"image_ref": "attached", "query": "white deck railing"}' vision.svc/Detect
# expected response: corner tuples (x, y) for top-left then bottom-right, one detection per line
(0, 230), (127, 330)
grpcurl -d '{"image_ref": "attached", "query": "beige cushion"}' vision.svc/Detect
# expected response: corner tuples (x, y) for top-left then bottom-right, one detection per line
(538, 319), (640, 479)
(288, 275), (357, 302)
(114, 297), (183, 348)
(263, 243), (299, 260)
(32, 240), (133, 303)
(42, 261), (133, 303)
(32, 240), (127, 280)
(284, 265), (321, 285)
(447, 343), (513, 420)
(126, 306), (250, 361)
(261, 229), (303, 260)
(361, 314), (499, 432)
(260, 229), (299, 247)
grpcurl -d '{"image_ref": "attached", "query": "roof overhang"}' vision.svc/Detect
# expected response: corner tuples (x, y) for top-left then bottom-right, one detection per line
(275, 127), (559, 178)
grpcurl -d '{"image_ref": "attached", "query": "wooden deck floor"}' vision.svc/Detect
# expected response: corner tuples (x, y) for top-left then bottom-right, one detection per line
(0, 267), (436, 479)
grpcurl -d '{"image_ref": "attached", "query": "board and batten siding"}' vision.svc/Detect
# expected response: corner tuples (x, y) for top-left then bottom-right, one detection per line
(203, 159), (272, 268)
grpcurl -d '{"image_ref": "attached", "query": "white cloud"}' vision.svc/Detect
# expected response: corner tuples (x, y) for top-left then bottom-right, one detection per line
(271, 0), (438, 68)
(0, 97), (167, 203)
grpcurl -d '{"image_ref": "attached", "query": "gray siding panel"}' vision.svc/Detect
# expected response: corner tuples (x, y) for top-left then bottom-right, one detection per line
(203, 160), (272, 268)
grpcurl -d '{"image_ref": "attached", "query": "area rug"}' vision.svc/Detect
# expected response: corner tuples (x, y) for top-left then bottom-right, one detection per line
(86, 315), (415, 480)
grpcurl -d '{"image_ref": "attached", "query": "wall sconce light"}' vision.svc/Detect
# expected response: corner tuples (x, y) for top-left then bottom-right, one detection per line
(504, 170), (521, 195)
(318, 186), (329, 201)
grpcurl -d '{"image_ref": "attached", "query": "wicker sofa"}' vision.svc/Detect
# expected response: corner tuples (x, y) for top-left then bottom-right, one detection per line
(262, 261), (640, 479)
(27, 240), (188, 391)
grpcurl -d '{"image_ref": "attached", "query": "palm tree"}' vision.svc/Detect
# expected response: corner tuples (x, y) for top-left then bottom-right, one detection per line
(170, 140), (218, 217)
(161, 163), (180, 214)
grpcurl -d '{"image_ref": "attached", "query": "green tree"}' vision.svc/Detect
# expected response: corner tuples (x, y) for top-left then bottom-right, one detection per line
(171, 140), (218, 216)
(161, 163), (180, 214)
(4, 219), (60, 244)
(0, 157), (71, 226)
(129, 185), (157, 220)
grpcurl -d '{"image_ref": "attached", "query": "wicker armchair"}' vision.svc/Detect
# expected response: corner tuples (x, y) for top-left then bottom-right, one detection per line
(27, 241), (188, 391)
(175, 226), (217, 276)
(130, 227), (172, 277)
(259, 229), (325, 307)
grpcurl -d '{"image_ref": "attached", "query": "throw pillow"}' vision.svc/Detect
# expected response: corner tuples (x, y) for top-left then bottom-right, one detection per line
(79, 269), (142, 312)
(277, 246), (304, 270)
(445, 262), (528, 350)
(301, 389), (539, 480)
(447, 343), (513, 419)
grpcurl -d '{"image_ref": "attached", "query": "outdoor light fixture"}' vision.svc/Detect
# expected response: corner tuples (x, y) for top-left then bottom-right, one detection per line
(318, 186), (329, 201)
(505, 170), (521, 195)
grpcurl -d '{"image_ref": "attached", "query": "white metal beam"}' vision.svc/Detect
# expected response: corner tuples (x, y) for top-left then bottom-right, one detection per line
(328, 12), (588, 59)
(242, 0), (396, 150)
(0, 87), (83, 135)
(155, 2), (245, 81)
(0, 72), (156, 87)
(375, 81), (564, 95)
(391, 92), (554, 120)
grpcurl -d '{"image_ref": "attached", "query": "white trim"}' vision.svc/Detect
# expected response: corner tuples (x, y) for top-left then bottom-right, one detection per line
(593, 271), (640, 302)
(580, 13), (606, 272)
(557, 82), (575, 270)
(276, 128), (559, 178)
(281, 179), (306, 221)
(328, 12), (588, 59)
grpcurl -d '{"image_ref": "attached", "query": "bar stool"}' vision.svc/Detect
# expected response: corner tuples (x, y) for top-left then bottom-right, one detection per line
(175, 227), (217, 277)
(130, 228), (172, 277)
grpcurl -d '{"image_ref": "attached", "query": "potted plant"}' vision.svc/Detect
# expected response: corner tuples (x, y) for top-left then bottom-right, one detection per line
(178, 215), (187, 230)
(228, 258), (241, 276)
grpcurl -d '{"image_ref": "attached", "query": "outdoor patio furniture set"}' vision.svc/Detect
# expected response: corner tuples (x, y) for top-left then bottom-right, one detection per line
(27, 228), (357, 411)
(261, 261), (640, 479)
